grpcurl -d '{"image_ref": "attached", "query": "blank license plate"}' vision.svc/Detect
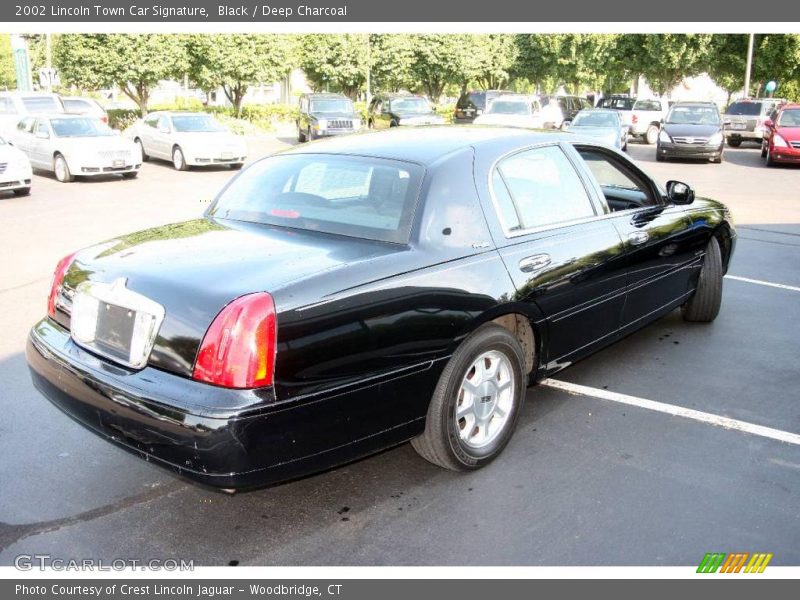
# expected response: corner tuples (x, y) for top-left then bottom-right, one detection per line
(95, 303), (136, 359)
(112, 159), (124, 167)
(732, 123), (746, 130)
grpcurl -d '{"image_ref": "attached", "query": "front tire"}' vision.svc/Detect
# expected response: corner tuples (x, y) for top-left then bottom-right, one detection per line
(297, 123), (306, 143)
(230, 162), (244, 170)
(172, 146), (187, 171)
(411, 324), (526, 471)
(13, 187), (31, 196)
(122, 171), (138, 179)
(682, 236), (723, 322)
(54, 154), (74, 183)
(765, 145), (776, 167)
(761, 140), (768, 158)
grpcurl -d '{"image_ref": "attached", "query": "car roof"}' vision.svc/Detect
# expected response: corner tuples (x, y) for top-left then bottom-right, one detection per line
(0, 91), (60, 97)
(579, 108), (618, 113)
(304, 93), (349, 99)
(283, 126), (571, 165)
(779, 103), (800, 110)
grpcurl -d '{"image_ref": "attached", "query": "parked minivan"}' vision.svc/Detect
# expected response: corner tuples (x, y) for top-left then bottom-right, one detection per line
(0, 92), (65, 135)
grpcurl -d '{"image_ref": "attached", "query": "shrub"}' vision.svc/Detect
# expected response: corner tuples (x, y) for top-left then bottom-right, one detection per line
(107, 108), (140, 131)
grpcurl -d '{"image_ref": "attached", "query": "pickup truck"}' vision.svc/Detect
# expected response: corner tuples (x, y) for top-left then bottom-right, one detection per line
(629, 98), (669, 144)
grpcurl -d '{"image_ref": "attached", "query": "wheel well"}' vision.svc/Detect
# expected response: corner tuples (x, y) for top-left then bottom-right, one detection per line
(490, 314), (536, 374)
(649, 121), (660, 128)
(714, 226), (733, 272)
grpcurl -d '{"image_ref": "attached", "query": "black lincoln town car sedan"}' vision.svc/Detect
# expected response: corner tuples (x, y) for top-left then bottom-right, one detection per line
(27, 127), (735, 490)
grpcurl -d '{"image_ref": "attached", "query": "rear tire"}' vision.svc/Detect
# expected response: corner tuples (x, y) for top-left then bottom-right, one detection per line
(411, 324), (526, 471)
(727, 137), (742, 147)
(645, 125), (659, 145)
(682, 236), (723, 323)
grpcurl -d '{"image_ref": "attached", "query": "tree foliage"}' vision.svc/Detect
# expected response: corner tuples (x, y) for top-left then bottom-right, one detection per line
(187, 34), (296, 116)
(626, 34), (713, 96)
(300, 34), (368, 99)
(0, 35), (17, 89)
(55, 34), (189, 115)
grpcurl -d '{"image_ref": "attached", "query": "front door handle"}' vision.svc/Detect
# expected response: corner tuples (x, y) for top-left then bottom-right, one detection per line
(519, 254), (551, 273)
(628, 231), (649, 246)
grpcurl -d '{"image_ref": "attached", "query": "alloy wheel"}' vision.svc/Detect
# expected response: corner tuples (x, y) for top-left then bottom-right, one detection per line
(455, 350), (515, 449)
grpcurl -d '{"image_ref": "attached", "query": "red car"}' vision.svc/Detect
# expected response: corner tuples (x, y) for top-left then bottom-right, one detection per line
(762, 103), (800, 166)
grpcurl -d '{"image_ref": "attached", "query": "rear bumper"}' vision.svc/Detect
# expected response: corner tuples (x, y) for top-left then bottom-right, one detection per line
(724, 128), (764, 141)
(26, 319), (431, 489)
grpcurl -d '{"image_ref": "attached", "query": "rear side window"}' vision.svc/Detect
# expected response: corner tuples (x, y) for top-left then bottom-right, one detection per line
(726, 102), (762, 116)
(21, 96), (62, 113)
(492, 145), (595, 232)
(209, 154), (425, 244)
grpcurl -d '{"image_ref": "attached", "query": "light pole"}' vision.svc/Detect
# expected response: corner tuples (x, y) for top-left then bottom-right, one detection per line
(743, 33), (754, 98)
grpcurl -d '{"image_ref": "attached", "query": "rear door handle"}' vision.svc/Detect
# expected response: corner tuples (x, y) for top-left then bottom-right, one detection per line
(628, 231), (649, 246)
(519, 254), (551, 273)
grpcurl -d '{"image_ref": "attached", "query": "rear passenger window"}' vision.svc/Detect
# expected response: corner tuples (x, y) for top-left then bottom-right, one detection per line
(492, 145), (595, 232)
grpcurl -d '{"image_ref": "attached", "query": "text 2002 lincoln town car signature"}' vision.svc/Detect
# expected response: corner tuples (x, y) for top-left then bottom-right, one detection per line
(27, 128), (735, 490)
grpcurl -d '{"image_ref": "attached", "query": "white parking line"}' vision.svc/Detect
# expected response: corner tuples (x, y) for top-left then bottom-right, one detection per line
(541, 379), (800, 446)
(725, 275), (800, 293)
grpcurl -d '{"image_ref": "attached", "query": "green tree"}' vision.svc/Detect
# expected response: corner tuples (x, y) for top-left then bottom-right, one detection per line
(468, 34), (518, 90)
(751, 34), (800, 98)
(369, 34), (416, 93)
(628, 34), (713, 96)
(707, 35), (749, 104)
(408, 34), (471, 100)
(187, 34), (296, 116)
(55, 34), (189, 115)
(513, 34), (561, 91)
(0, 35), (16, 89)
(300, 34), (368, 99)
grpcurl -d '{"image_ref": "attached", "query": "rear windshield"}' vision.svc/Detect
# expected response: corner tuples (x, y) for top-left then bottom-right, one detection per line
(22, 96), (63, 113)
(573, 111), (619, 127)
(598, 97), (635, 110)
(633, 100), (662, 111)
(486, 100), (530, 115)
(63, 99), (92, 112)
(726, 102), (764, 116)
(209, 154), (424, 244)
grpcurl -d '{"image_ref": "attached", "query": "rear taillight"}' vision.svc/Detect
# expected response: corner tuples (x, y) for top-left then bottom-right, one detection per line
(193, 292), (277, 389)
(632, 114), (638, 124)
(47, 252), (77, 318)
(101, 115), (109, 124)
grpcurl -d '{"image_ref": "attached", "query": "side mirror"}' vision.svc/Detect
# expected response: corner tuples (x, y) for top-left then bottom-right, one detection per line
(562, 120), (572, 128)
(764, 119), (774, 129)
(666, 180), (695, 205)
(35, 130), (49, 140)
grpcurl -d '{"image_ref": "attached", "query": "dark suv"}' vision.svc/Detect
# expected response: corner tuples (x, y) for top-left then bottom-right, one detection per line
(539, 95), (593, 129)
(454, 90), (514, 123)
(367, 94), (445, 129)
(297, 93), (361, 142)
(723, 98), (786, 147)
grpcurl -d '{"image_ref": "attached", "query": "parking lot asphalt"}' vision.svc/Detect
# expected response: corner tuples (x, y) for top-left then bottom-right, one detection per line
(0, 133), (798, 566)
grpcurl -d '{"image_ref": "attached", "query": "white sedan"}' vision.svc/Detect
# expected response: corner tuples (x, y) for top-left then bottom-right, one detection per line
(0, 134), (33, 196)
(472, 96), (544, 129)
(12, 114), (141, 183)
(126, 111), (247, 171)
